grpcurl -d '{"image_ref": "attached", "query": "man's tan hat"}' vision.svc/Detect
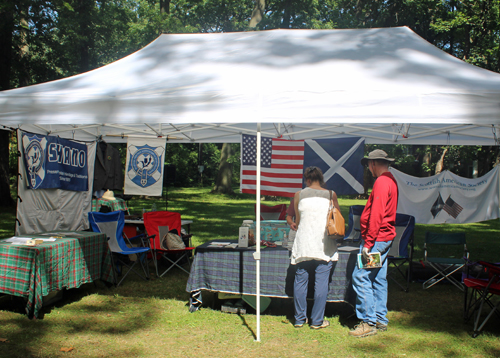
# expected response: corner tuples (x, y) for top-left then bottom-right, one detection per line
(361, 149), (395, 166)
(102, 190), (116, 200)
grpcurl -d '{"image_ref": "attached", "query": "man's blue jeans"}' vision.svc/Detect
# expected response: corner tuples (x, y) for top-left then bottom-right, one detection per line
(352, 240), (393, 326)
(294, 260), (333, 326)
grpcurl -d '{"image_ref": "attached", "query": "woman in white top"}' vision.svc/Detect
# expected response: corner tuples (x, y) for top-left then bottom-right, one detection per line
(291, 166), (340, 329)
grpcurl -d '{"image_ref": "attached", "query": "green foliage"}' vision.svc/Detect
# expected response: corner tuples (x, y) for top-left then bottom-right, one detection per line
(164, 143), (222, 186)
(7, 0), (500, 87)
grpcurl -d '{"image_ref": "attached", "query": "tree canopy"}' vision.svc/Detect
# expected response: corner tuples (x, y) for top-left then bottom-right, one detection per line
(1, 0), (499, 199)
(2, 0), (499, 89)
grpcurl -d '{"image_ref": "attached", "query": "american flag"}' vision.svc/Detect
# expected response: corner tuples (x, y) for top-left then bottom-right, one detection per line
(443, 195), (463, 219)
(240, 134), (304, 197)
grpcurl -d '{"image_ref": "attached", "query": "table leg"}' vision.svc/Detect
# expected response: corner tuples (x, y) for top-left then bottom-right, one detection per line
(189, 290), (202, 312)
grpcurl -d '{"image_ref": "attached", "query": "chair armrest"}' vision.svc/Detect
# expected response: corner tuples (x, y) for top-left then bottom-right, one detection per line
(128, 233), (153, 249)
(182, 234), (193, 247)
(479, 261), (500, 274)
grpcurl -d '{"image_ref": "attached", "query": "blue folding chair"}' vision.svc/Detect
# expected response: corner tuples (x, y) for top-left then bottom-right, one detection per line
(387, 213), (416, 292)
(88, 211), (151, 287)
(343, 205), (365, 243)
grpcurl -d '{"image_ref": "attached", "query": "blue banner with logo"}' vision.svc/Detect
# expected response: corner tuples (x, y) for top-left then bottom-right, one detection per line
(22, 132), (89, 191)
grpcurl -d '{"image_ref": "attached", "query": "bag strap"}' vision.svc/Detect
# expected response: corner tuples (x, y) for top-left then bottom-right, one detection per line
(325, 190), (333, 231)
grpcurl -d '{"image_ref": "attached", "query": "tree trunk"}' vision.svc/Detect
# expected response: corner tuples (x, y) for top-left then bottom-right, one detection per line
(249, 0), (265, 27)
(0, 3), (14, 90)
(435, 147), (448, 174)
(0, 130), (15, 207)
(422, 147), (432, 177)
(160, 0), (170, 14)
(281, 0), (292, 29)
(75, 0), (93, 73)
(18, 2), (30, 87)
(0, 5), (15, 207)
(213, 143), (234, 194)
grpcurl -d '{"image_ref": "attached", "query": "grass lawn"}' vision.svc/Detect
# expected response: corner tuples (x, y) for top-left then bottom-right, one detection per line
(1, 187), (500, 357)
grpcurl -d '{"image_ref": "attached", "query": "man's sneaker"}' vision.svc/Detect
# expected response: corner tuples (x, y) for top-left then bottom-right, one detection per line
(310, 320), (330, 330)
(348, 322), (377, 337)
(376, 322), (388, 331)
(294, 318), (308, 328)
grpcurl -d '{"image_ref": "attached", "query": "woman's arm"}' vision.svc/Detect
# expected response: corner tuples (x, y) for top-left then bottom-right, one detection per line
(293, 191), (301, 227)
(286, 214), (297, 231)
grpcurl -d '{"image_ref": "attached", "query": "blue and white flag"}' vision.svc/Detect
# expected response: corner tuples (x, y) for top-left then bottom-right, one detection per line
(241, 134), (364, 197)
(21, 132), (88, 191)
(304, 137), (365, 195)
(124, 137), (166, 196)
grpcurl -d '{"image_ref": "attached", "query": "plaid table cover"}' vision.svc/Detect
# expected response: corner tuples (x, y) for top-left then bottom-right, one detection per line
(0, 231), (114, 318)
(186, 240), (357, 306)
(91, 198), (128, 213)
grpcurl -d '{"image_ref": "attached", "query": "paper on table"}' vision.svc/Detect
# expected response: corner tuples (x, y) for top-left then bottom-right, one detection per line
(207, 242), (232, 248)
(5, 236), (57, 244)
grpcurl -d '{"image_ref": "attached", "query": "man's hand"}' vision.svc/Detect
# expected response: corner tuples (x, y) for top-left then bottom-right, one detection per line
(290, 223), (297, 231)
(362, 247), (370, 261)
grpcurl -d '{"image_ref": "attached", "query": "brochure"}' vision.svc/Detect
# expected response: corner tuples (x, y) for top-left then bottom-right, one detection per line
(357, 252), (382, 269)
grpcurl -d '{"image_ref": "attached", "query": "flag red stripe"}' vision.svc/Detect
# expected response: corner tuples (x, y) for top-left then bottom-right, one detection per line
(271, 164), (303, 169)
(272, 145), (304, 151)
(242, 170), (303, 179)
(242, 180), (302, 188)
(271, 154), (304, 160)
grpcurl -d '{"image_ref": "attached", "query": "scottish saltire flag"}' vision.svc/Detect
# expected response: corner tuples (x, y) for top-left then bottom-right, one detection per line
(304, 137), (365, 195)
(124, 137), (166, 196)
(240, 134), (364, 197)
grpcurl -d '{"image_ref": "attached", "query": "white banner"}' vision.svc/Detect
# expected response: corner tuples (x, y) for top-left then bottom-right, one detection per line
(124, 137), (166, 196)
(391, 166), (499, 224)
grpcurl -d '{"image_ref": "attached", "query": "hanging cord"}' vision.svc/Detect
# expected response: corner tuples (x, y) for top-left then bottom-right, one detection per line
(492, 125), (499, 146)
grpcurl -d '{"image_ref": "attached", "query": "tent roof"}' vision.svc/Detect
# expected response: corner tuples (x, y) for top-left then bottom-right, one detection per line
(1, 26), (500, 145)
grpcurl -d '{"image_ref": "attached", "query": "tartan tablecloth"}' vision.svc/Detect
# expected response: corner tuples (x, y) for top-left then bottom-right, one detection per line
(91, 198), (128, 213)
(0, 231), (114, 318)
(186, 240), (357, 306)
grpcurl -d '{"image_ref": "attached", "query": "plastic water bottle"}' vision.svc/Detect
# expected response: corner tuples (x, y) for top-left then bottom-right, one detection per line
(151, 203), (157, 212)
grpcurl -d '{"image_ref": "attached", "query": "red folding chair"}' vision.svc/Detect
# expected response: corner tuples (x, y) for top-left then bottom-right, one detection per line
(255, 204), (287, 221)
(143, 211), (194, 276)
(464, 261), (500, 337)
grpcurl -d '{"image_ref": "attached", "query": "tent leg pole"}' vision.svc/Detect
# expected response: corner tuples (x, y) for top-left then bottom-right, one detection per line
(255, 122), (261, 342)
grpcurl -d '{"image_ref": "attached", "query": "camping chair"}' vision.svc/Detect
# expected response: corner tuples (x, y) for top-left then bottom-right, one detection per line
(143, 210), (195, 277)
(255, 204), (287, 221)
(88, 211), (151, 287)
(343, 205), (365, 242)
(423, 232), (468, 291)
(463, 261), (500, 337)
(387, 213), (415, 292)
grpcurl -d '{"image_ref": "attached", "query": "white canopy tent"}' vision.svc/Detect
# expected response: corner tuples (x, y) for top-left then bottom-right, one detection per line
(2, 26), (500, 341)
(1, 26), (500, 145)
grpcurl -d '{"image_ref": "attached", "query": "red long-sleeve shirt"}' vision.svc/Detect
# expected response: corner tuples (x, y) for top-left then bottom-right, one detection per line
(360, 172), (398, 249)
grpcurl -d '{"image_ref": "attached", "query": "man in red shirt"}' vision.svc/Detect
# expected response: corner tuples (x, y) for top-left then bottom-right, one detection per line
(349, 149), (398, 338)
